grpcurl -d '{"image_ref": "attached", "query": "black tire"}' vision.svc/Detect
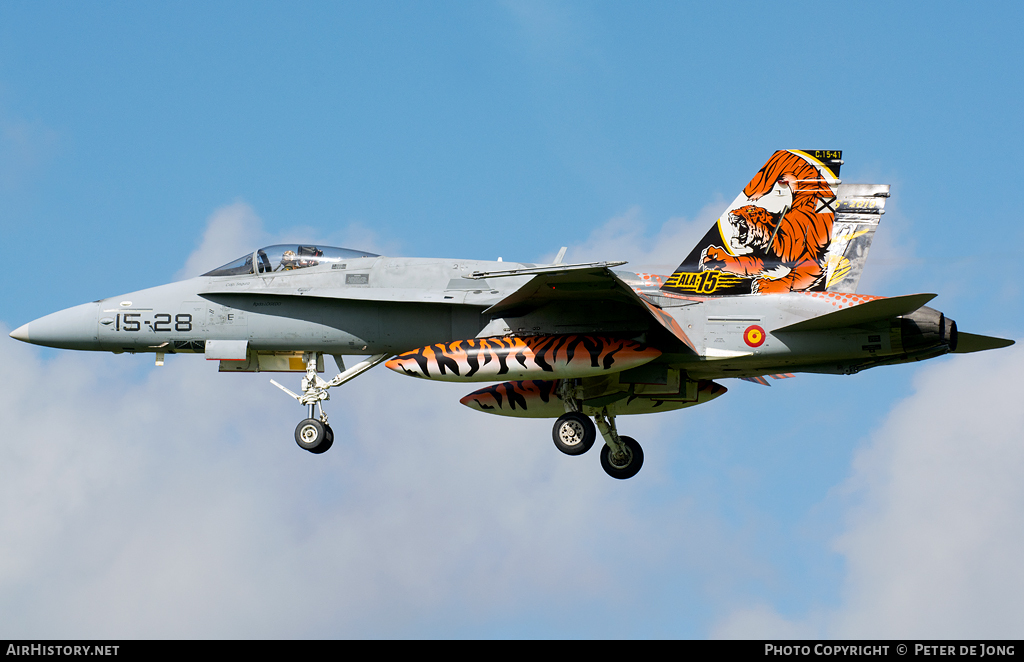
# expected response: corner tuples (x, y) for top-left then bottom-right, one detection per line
(600, 436), (643, 479)
(311, 424), (335, 454)
(295, 418), (330, 453)
(552, 412), (596, 456)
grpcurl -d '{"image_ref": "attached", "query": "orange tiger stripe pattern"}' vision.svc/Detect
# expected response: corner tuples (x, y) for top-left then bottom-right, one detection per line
(462, 379), (560, 414)
(385, 335), (662, 382)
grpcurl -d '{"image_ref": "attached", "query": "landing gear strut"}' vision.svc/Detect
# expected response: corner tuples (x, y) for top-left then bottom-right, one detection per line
(595, 410), (643, 480)
(272, 352), (389, 454)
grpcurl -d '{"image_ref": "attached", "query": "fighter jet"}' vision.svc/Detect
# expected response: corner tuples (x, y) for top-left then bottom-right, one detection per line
(10, 150), (1013, 479)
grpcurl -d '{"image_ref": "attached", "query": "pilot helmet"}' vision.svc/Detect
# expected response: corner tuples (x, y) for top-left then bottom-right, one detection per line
(281, 250), (298, 268)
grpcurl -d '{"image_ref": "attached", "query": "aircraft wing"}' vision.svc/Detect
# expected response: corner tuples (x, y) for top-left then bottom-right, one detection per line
(477, 264), (630, 317)
(478, 263), (697, 353)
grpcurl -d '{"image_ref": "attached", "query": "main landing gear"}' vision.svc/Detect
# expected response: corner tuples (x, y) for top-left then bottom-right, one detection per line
(272, 352), (390, 454)
(551, 408), (644, 480)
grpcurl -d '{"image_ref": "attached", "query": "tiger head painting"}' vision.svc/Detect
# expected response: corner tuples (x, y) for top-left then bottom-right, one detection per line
(725, 205), (781, 255)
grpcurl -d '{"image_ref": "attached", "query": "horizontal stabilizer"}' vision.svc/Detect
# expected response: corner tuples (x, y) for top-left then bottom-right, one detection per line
(952, 333), (1015, 354)
(776, 293), (938, 333)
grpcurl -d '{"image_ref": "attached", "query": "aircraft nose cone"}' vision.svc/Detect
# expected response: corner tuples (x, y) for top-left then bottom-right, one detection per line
(10, 302), (100, 350)
(9, 324), (30, 342)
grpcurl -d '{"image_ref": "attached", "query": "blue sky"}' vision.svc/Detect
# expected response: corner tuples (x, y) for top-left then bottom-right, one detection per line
(2, 1), (1023, 638)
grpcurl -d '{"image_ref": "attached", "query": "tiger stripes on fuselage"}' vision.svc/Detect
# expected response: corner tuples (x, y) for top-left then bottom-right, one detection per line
(384, 334), (662, 382)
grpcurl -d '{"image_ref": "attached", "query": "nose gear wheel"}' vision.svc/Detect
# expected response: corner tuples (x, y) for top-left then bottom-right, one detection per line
(272, 352), (389, 454)
(295, 418), (334, 454)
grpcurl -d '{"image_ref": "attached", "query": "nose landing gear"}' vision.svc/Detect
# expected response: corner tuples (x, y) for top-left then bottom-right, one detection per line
(272, 352), (390, 454)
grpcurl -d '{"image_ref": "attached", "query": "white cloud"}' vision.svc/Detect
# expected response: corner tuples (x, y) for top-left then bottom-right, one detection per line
(174, 201), (267, 280)
(829, 344), (1024, 638)
(0, 331), (773, 637)
(174, 201), (394, 281)
(712, 343), (1024, 639)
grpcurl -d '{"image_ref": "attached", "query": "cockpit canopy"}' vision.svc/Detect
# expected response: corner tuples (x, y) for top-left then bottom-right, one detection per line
(203, 244), (380, 277)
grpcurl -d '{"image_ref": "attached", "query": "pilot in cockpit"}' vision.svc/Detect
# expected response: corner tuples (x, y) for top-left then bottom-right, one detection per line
(280, 250), (299, 271)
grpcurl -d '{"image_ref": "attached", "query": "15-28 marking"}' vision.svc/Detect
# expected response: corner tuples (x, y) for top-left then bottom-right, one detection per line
(115, 313), (193, 332)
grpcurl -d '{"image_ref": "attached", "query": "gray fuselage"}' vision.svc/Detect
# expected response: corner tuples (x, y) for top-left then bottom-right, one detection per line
(11, 254), (954, 381)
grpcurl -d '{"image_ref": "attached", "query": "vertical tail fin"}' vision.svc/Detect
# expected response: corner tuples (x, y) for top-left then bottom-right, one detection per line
(822, 184), (888, 292)
(661, 150), (885, 296)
